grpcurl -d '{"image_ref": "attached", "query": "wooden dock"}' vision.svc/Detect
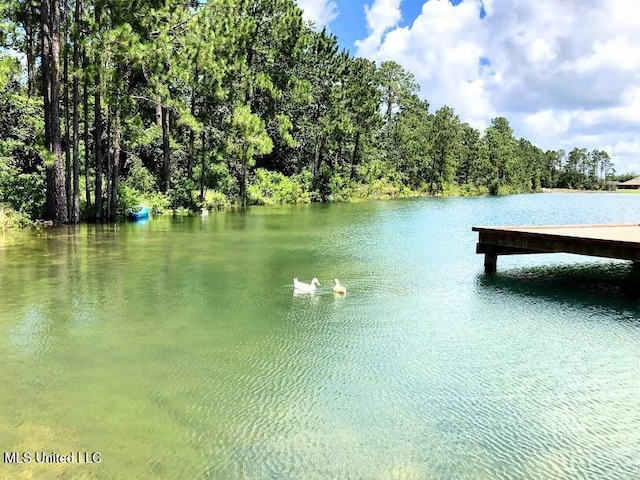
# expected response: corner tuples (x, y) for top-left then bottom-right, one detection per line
(473, 224), (640, 273)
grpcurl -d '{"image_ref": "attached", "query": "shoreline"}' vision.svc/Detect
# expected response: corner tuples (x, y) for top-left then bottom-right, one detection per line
(1, 188), (625, 231)
(541, 188), (617, 193)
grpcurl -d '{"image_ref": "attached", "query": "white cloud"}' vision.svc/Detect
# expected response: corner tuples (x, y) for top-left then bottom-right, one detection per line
(354, 0), (403, 57)
(355, 0), (640, 173)
(524, 110), (572, 138)
(295, 0), (339, 28)
(605, 138), (640, 174)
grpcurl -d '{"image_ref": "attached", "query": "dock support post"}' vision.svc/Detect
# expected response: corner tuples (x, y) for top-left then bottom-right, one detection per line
(484, 251), (497, 274)
(631, 262), (640, 282)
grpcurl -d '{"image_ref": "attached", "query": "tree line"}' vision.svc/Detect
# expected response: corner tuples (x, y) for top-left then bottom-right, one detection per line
(0, 0), (617, 224)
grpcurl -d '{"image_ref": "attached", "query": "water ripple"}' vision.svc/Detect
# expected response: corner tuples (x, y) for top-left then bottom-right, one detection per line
(2, 197), (640, 478)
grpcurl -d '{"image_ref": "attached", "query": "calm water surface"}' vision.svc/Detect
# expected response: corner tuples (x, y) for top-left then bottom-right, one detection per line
(1, 193), (639, 479)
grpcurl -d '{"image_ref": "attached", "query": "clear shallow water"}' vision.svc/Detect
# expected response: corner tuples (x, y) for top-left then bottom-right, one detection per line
(0, 193), (639, 479)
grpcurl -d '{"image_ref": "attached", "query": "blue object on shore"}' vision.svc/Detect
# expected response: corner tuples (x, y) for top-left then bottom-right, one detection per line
(128, 205), (150, 220)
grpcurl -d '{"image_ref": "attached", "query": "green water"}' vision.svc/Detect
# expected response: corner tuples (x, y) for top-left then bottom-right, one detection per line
(1, 193), (639, 479)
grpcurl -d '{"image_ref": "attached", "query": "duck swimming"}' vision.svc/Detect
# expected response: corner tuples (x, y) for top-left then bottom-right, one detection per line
(293, 278), (320, 294)
(332, 278), (346, 295)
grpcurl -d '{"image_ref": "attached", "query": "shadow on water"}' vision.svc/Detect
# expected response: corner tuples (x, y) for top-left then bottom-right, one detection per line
(477, 261), (640, 316)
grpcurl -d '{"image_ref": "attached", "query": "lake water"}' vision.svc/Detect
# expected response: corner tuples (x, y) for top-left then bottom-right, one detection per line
(1, 193), (639, 479)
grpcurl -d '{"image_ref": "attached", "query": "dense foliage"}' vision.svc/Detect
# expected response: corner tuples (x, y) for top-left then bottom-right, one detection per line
(0, 0), (617, 223)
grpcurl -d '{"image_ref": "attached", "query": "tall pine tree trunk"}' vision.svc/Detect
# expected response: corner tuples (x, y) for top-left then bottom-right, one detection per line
(51, 0), (67, 223)
(26, 40), (36, 97)
(63, 0), (71, 219)
(83, 53), (91, 214)
(110, 105), (121, 221)
(199, 130), (206, 202)
(105, 106), (112, 220)
(188, 129), (194, 182)
(313, 135), (325, 191)
(42, 0), (68, 223)
(94, 71), (103, 221)
(187, 74), (197, 181)
(239, 146), (248, 208)
(93, 3), (103, 222)
(26, 3), (37, 97)
(70, 0), (82, 223)
(350, 131), (360, 180)
(161, 105), (170, 192)
(41, 0), (51, 162)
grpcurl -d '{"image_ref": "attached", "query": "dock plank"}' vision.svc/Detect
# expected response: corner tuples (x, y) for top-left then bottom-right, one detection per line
(472, 224), (640, 272)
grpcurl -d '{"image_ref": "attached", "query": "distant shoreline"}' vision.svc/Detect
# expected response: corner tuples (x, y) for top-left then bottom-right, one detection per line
(541, 188), (618, 193)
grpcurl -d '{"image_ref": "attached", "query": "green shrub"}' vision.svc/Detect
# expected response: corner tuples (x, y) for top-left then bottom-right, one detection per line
(172, 206), (191, 216)
(345, 183), (369, 201)
(247, 168), (307, 205)
(0, 163), (45, 219)
(0, 204), (33, 230)
(453, 183), (489, 197)
(294, 169), (313, 191)
(210, 161), (235, 194)
(198, 190), (228, 209)
(167, 177), (196, 209)
(124, 156), (156, 193)
(363, 178), (410, 200)
(116, 185), (141, 218)
(328, 174), (349, 202)
(140, 192), (170, 214)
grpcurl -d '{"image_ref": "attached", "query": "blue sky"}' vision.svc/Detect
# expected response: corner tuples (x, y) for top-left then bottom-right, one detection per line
(329, 0), (472, 53)
(329, 1), (425, 53)
(296, 0), (640, 174)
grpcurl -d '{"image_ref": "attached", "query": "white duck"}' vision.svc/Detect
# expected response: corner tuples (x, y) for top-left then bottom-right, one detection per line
(332, 278), (346, 295)
(293, 277), (320, 294)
